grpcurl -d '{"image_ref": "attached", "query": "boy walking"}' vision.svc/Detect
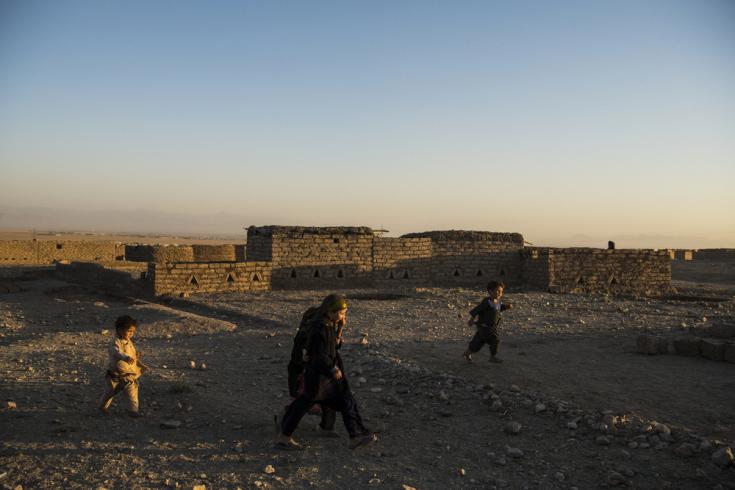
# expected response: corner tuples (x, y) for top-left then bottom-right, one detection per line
(98, 315), (148, 416)
(463, 281), (513, 363)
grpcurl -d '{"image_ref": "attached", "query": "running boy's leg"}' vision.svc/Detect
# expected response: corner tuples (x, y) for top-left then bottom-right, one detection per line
(98, 375), (122, 411)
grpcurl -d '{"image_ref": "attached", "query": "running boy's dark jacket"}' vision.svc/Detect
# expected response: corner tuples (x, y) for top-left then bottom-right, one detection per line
(305, 317), (340, 378)
(470, 297), (511, 327)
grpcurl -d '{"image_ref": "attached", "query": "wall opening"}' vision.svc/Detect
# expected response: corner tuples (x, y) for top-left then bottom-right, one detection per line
(290, 269), (297, 278)
(337, 269), (344, 278)
(313, 269), (320, 278)
(252, 272), (262, 282)
(388, 271), (395, 279)
(576, 275), (585, 285)
(476, 270), (483, 277)
(402, 270), (410, 279)
(453, 269), (461, 277)
(226, 273), (235, 284)
(608, 275), (618, 285)
(188, 275), (199, 287)
(56, 243), (63, 250)
(333, 238), (340, 244)
(499, 268), (506, 276)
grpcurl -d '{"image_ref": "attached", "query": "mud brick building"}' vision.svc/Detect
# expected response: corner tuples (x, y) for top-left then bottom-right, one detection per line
(246, 226), (671, 296)
(0, 225), (679, 297)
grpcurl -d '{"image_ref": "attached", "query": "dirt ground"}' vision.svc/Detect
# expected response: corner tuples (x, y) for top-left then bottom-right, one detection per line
(1, 261), (734, 489)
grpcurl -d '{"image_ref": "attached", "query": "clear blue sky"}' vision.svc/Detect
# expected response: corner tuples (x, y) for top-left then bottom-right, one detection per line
(1, 0), (733, 247)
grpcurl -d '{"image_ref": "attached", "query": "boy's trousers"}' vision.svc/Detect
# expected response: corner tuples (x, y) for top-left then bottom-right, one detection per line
(99, 373), (139, 412)
(467, 325), (500, 356)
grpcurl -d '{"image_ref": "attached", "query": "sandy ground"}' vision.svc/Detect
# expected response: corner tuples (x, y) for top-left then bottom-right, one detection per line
(1, 262), (734, 489)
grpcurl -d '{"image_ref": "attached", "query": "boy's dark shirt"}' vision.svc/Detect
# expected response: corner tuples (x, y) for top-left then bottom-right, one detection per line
(470, 297), (510, 328)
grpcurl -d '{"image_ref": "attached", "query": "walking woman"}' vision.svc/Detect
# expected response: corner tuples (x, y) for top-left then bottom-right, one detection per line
(276, 294), (377, 450)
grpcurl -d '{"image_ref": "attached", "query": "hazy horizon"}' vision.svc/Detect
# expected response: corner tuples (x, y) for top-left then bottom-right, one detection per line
(2, 1), (733, 248)
(0, 204), (731, 250)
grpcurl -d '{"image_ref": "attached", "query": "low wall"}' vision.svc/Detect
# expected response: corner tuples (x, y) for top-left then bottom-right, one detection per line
(543, 248), (671, 296)
(403, 230), (525, 286)
(150, 261), (272, 296)
(249, 226), (375, 288)
(0, 240), (122, 264)
(694, 249), (735, 261)
(124, 244), (195, 263)
(372, 237), (433, 283)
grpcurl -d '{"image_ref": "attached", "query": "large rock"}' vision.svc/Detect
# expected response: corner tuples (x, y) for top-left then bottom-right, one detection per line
(673, 337), (701, 357)
(700, 339), (725, 361)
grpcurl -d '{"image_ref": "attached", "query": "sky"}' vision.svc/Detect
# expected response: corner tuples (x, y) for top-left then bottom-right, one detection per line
(1, 0), (733, 248)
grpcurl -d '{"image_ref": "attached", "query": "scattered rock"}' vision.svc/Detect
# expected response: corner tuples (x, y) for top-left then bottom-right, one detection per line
(506, 446), (524, 458)
(264, 465), (276, 474)
(503, 421), (522, 435)
(160, 420), (182, 429)
(595, 435), (611, 446)
(7, 401), (17, 410)
(606, 470), (627, 486)
(673, 443), (695, 458)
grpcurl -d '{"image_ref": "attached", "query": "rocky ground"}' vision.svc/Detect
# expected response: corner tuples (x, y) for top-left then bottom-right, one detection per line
(1, 262), (734, 490)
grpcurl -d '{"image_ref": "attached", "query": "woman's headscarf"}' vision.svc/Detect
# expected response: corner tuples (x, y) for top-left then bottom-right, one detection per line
(316, 293), (348, 318)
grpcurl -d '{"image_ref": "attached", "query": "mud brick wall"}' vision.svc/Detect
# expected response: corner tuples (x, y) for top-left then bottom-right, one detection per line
(191, 244), (245, 262)
(402, 231), (525, 286)
(248, 226), (374, 288)
(694, 249), (735, 261)
(372, 237), (433, 283)
(546, 248), (671, 296)
(55, 261), (152, 296)
(521, 248), (552, 290)
(150, 261), (272, 296)
(125, 244), (195, 263)
(0, 240), (121, 264)
(0, 241), (37, 264)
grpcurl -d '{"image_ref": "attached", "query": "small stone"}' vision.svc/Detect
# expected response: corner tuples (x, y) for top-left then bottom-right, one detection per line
(459, 468), (466, 476)
(554, 472), (565, 482)
(534, 403), (546, 414)
(567, 421), (578, 430)
(7, 401), (17, 409)
(506, 446), (524, 458)
(190, 361), (196, 369)
(192, 485), (205, 490)
(596, 435), (611, 446)
(199, 362), (207, 370)
(490, 400), (503, 411)
(402, 485), (417, 490)
(510, 384), (521, 393)
(504, 421), (522, 435)
(627, 441), (638, 449)
(264, 465), (275, 474)
(160, 420), (182, 429)
(673, 443), (695, 458)
(100, 329), (109, 335)
(438, 390), (449, 401)
(606, 471), (626, 486)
